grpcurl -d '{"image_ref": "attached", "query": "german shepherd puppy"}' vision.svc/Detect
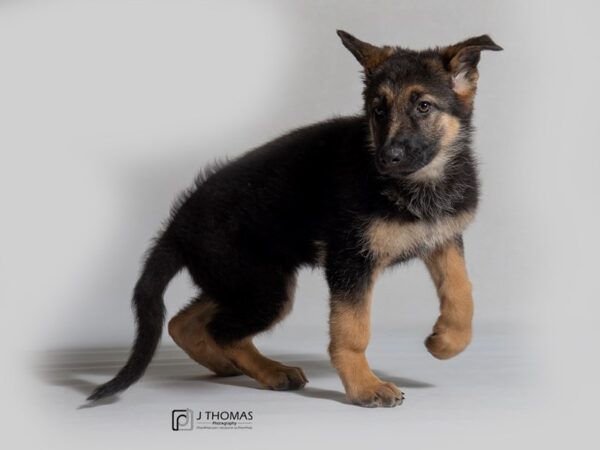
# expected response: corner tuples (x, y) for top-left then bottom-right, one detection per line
(89, 31), (501, 407)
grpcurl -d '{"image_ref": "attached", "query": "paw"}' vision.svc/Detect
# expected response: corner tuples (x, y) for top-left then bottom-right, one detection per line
(425, 328), (471, 360)
(348, 381), (404, 408)
(212, 362), (243, 377)
(262, 365), (308, 391)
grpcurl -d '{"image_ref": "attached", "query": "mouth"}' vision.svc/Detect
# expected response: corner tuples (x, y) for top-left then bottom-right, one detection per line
(374, 158), (419, 178)
(374, 149), (438, 178)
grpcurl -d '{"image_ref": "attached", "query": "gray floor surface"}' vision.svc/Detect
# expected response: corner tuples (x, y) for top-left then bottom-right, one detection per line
(29, 329), (544, 449)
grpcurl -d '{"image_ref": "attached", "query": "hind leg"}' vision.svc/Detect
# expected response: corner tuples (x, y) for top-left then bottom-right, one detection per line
(208, 273), (308, 391)
(220, 338), (307, 390)
(168, 294), (241, 376)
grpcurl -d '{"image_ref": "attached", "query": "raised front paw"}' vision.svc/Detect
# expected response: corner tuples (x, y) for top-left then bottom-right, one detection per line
(347, 380), (404, 408)
(425, 327), (471, 360)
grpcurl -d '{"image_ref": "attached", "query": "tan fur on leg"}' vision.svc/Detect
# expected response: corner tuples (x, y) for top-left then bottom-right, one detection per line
(221, 339), (307, 391)
(171, 276), (304, 389)
(424, 240), (474, 359)
(168, 296), (241, 376)
(329, 284), (404, 407)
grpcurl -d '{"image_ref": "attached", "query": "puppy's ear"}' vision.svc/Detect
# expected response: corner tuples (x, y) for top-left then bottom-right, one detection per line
(337, 30), (394, 75)
(441, 35), (502, 100)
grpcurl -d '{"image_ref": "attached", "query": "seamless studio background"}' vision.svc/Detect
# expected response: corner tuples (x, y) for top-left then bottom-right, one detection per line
(1, 1), (599, 449)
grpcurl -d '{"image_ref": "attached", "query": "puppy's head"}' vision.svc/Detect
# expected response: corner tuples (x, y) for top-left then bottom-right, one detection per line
(337, 30), (502, 180)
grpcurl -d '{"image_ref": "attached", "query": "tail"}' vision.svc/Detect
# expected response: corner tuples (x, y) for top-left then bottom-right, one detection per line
(87, 229), (183, 401)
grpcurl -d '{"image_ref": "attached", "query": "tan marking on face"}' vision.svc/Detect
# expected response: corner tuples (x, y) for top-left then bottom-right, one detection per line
(377, 83), (427, 106)
(378, 84), (424, 143)
(419, 93), (439, 105)
(423, 241), (474, 359)
(408, 112), (461, 182)
(402, 84), (426, 98)
(364, 209), (475, 266)
(386, 114), (403, 141)
(377, 84), (443, 148)
(439, 112), (461, 148)
(377, 83), (396, 101)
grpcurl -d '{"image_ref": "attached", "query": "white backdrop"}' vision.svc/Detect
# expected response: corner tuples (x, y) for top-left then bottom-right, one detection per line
(1, 0), (599, 448)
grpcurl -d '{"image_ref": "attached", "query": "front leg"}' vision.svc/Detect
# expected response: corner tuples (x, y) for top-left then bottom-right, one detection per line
(423, 237), (474, 359)
(326, 252), (404, 407)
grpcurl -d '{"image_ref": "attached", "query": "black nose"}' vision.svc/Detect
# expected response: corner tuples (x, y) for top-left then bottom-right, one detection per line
(380, 146), (405, 166)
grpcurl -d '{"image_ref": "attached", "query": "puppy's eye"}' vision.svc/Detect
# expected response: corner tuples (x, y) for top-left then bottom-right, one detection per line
(372, 104), (386, 119)
(417, 101), (432, 114)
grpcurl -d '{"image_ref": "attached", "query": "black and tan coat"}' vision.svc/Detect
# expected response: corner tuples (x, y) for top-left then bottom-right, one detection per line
(88, 31), (501, 407)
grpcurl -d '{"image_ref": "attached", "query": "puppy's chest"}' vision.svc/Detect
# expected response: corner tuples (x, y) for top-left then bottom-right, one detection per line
(363, 210), (475, 265)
